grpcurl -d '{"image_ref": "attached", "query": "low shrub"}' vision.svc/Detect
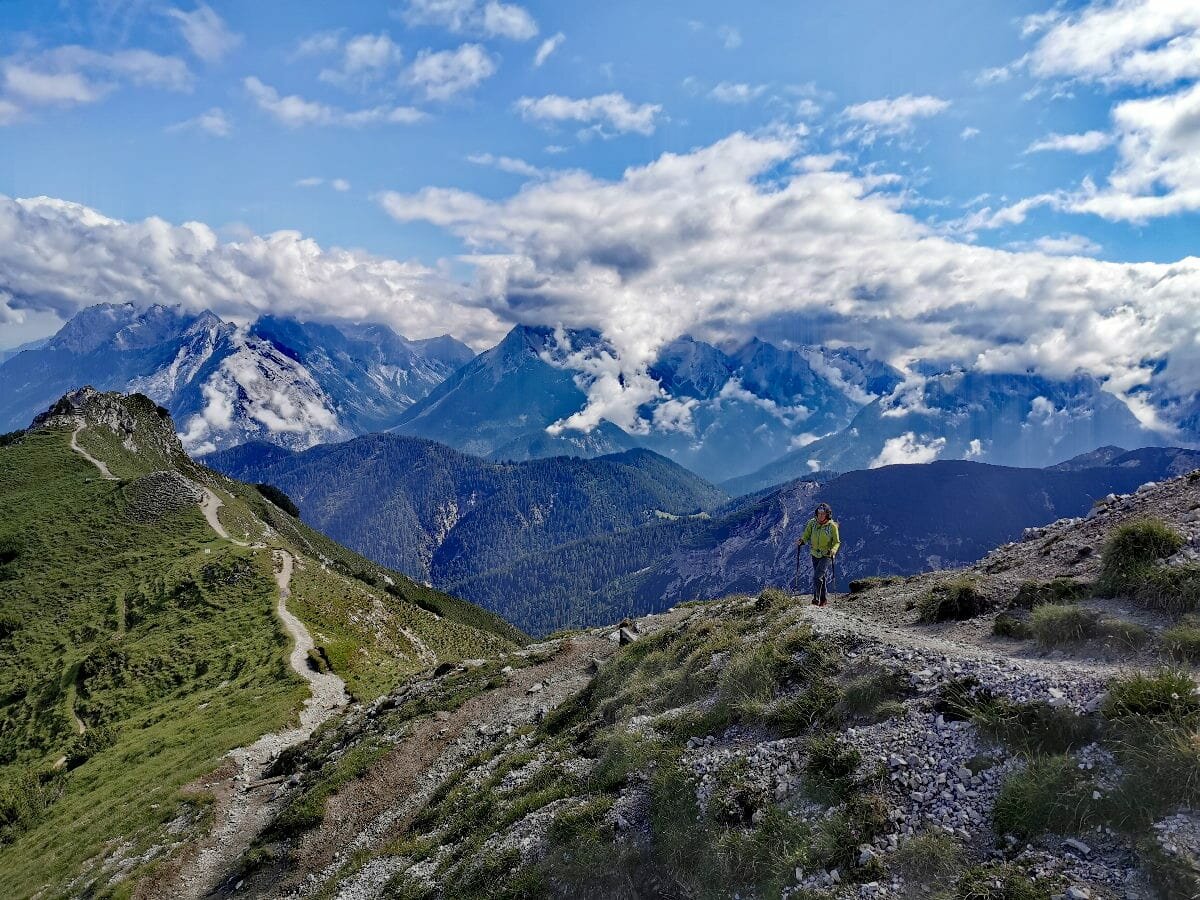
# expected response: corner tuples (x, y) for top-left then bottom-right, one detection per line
(917, 577), (988, 623)
(992, 755), (1095, 839)
(254, 483), (300, 517)
(764, 677), (843, 736)
(993, 610), (1033, 640)
(0, 767), (65, 845)
(937, 679), (1096, 755)
(839, 669), (908, 719)
(1011, 578), (1090, 610)
(755, 587), (789, 611)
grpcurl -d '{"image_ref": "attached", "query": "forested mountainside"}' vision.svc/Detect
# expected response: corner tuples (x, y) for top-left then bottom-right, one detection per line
(0, 389), (520, 897)
(206, 434), (727, 585)
(215, 434), (1199, 636)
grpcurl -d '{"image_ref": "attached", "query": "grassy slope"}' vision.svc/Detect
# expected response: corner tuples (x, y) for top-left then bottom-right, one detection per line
(0, 426), (307, 897)
(0, 401), (525, 898)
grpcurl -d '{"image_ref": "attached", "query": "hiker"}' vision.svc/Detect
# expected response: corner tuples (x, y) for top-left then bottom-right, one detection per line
(797, 502), (840, 606)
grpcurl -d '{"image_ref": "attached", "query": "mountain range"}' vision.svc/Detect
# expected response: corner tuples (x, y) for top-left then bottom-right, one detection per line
(214, 427), (1200, 634)
(0, 304), (473, 454)
(2, 305), (1185, 493)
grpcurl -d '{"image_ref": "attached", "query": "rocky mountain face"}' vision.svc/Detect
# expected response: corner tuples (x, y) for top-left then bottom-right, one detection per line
(730, 371), (1169, 495)
(0, 304), (474, 455)
(0, 389), (522, 897)
(206, 434), (727, 591)
(190, 460), (1200, 900)
(395, 325), (904, 482)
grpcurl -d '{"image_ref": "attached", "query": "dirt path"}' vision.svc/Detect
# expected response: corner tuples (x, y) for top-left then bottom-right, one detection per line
(70, 421), (117, 480)
(199, 488), (248, 546)
(798, 600), (1130, 681)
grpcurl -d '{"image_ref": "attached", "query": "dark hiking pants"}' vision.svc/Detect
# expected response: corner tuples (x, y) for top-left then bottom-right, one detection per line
(812, 555), (832, 604)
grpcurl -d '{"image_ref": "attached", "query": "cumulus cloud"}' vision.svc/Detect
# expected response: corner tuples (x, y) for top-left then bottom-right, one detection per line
(318, 33), (404, 89)
(870, 432), (947, 468)
(1008, 233), (1102, 257)
(0, 193), (506, 348)
(960, 126), (980, 140)
(167, 106), (231, 137)
(841, 94), (950, 143)
(1020, 1), (1200, 88)
(244, 76), (425, 126)
(166, 4), (242, 62)
(405, 44), (497, 100)
(709, 82), (768, 104)
(534, 33), (564, 67)
(1026, 130), (1113, 154)
(996, 1), (1200, 221)
(514, 92), (662, 136)
(1, 45), (192, 116)
(375, 131), (1200, 435)
(401, 0), (539, 40)
(467, 152), (543, 177)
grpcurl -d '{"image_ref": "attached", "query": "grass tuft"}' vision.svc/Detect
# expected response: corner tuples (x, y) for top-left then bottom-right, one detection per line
(1164, 615), (1200, 661)
(917, 577), (988, 623)
(1030, 603), (1098, 646)
(992, 755), (1095, 840)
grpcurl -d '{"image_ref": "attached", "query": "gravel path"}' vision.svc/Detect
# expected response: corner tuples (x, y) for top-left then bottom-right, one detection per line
(70, 420), (118, 480)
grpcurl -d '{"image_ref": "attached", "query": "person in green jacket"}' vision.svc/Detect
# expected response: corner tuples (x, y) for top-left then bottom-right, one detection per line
(797, 502), (840, 606)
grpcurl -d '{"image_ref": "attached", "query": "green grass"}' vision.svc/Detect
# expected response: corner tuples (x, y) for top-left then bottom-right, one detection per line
(0, 402), (524, 896)
(953, 863), (1056, 900)
(1095, 518), (1200, 614)
(993, 610), (1034, 640)
(1030, 603), (1098, 645)
(893, 831), (965, 891)
(1011, 578), (1090, 609)
(1102, 669), (1200, 727)
(992, 755), (1096, 839)
(917, 576), (988, 623)
(1164, 615), (1200, 661)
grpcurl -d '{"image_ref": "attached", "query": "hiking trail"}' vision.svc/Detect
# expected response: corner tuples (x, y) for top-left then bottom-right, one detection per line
(70, 421), (117, 480)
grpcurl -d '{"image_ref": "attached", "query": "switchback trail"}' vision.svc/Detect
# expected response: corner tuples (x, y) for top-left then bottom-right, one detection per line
(70, 421), (117, 480)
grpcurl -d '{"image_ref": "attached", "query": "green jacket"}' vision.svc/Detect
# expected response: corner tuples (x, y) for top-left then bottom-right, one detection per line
(799, 518), (840, 558)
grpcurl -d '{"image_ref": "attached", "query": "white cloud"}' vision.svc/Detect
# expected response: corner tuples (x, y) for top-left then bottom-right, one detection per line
(405, 44), (497, 100)
(534, 32), (565, 67)
(960, 126), (980, 140)
(717, 25), (742, 49)
(467, 152), (543, 178)
(294, 30), (345, 59)
(167, 106), (231, 137)
(244, 76), (425, 127)
(1022, 1), (1200, 88)
(166, 4), (242, 63)
(709, 82), (768, 104)
(331, 178), (351, 192)
(295, 176), (352, 191)
(964, 438), (983, 458)
(401, 0), (538, 40)
(0, 99), (19, 125)
(3, 65), (106, 105)
(1026, 130), (1112, 154)
(870, 432), (947, 468)
(841, 94), (950, 143)
(1, 46), (192, 114)
(319, 33), (404, 89)
(1009, 233), (1102, 257)
(514, 92), (662, 136)
(375, 131), (1200, 436)
(0, 193), (506, 347)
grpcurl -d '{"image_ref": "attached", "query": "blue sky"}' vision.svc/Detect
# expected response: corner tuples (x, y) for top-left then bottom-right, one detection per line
(1, 0), (1190, 269)
(1, 0), (1198, 436)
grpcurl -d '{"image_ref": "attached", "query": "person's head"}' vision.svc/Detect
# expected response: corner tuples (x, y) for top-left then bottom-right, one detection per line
(815, 502), (832, 523)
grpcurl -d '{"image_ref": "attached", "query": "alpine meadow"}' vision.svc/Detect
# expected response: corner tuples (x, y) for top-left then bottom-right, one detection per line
(3, 2), (1200, 899)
